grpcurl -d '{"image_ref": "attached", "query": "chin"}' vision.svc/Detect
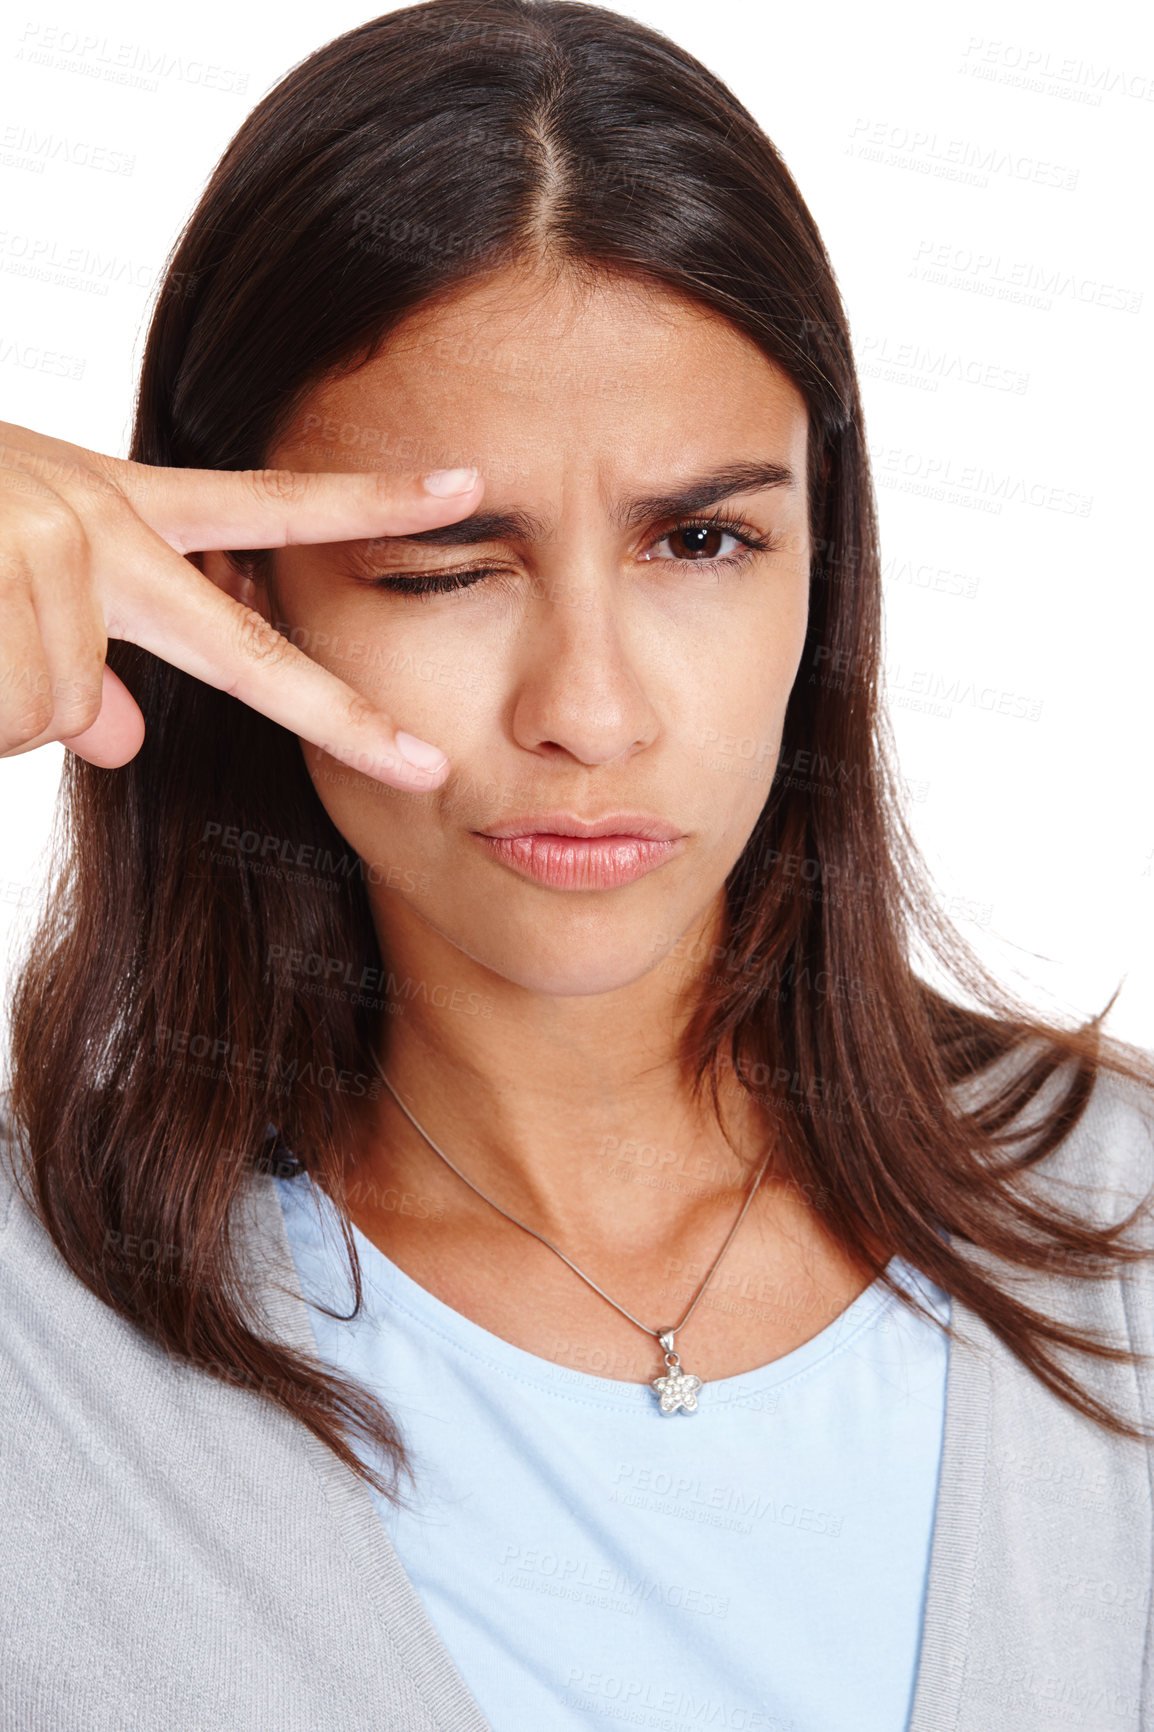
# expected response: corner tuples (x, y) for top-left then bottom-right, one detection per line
(446, 917), (685, 1000)
(501, 956), (666, 998)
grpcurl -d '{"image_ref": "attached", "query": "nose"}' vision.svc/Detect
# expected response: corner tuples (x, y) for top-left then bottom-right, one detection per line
(508, 568), (661, 768)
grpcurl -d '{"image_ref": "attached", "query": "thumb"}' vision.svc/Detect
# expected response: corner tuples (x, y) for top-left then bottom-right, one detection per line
(60, 664), (147, 768)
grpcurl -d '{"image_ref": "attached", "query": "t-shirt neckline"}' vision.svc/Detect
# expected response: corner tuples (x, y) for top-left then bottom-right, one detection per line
(279, 1170), (947, 1413)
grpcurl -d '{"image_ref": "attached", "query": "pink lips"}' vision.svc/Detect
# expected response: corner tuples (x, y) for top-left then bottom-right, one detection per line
(474, 811), (686, 890)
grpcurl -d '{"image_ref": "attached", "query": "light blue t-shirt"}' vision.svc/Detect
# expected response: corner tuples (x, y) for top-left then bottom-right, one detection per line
(276, 1171), (950, 1732)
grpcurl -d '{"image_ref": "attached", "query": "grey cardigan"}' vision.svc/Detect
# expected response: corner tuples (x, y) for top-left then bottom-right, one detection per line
(2, 1065), (1153, 1732)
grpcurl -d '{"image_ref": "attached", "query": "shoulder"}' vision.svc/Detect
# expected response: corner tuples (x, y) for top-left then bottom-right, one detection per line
(1064, 1058), (1154, 1198)
(0, 1094), (328, 1547)
(0, 1095), (168, 1428)
(1030, 1053), (1154, 1234)
(0, 1100), (411, 1728)
(0, 1095), (260, 1418)
(0, 1093), (52, 1270)
(952, 1040), (1154, 1234)
(0, 1090), (23, 1232)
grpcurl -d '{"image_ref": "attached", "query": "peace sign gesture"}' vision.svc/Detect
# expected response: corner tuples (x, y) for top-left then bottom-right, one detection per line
(0, 420), (482, 788)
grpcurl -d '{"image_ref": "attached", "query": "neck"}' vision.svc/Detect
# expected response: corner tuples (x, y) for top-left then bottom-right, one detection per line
(341, 902), (773, 1257)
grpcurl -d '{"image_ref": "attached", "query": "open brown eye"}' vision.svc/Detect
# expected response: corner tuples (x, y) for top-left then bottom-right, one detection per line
(668, 525), (732, 559)
(642, 521), (749, 563)
(639, 513), (777, 566)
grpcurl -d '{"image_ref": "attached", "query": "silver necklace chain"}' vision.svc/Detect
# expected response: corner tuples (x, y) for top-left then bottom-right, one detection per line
(374, 1066), (773, 1415)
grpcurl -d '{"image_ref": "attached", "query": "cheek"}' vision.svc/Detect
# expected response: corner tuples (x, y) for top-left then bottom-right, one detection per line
(300, 740), (426, 876)
(282, 600), (504, 887)
(673, 585), (809, 789)
(276, 553), (807, 860)
(271, 564), (498, 763)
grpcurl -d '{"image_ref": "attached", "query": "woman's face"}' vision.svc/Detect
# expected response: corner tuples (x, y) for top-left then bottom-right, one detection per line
(261, 265), (810, 997)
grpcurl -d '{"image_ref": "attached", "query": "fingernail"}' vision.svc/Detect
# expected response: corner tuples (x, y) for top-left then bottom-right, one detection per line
(395, 730), (448, 772)
(422, 466), (479, 497)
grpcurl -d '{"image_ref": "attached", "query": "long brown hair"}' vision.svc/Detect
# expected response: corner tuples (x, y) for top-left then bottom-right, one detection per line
(6, 0), (1153, 1499)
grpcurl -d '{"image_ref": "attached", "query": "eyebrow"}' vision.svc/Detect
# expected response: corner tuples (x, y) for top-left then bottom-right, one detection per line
(616, 460), (796, 529)
(383, 459), (796, 547)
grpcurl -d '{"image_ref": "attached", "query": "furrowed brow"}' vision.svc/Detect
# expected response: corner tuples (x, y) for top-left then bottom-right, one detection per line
(614, 461), (796, 529)
(360, 461), (794, 553)
(377, 508), (550, 548)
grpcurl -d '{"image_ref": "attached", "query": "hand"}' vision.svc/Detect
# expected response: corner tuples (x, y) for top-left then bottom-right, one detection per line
(0, 421), (483, 788)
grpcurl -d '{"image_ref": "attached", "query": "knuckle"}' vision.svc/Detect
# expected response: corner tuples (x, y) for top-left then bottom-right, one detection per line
(0, 465), (46, 511)
(234, 608), (292, 670)
(0, 486), (87, 563)
(0, 449), (118, 514)
(53, 672), (105, 738)
(367, 468), (401, 507)
(0, 546), (34, 591)
(345, 690), (378, 730)
(4, 689), (54, 748)
(76, 452), (137, 503)
(62, 469), (139, 544)
(244, 467), (304, 507)
(72, 474), (134, 531)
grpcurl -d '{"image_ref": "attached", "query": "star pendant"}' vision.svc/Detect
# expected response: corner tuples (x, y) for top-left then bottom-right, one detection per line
(652, 1364), (703, 1414)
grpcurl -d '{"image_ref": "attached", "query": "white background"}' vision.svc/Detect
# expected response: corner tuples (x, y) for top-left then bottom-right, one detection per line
(1, 0), (1151, 1062)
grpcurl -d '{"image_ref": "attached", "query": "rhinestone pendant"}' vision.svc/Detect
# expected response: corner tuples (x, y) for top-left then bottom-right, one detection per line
(652, 1330), (702, 1415)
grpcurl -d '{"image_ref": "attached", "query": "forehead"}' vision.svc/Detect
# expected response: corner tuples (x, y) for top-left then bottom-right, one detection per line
(273, 265), (808, 484)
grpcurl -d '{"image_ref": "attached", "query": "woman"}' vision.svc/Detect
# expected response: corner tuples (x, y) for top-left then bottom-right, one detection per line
(2, 1), (1153, 1728)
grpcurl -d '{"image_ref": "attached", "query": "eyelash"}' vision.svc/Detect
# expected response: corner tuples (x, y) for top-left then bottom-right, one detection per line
(367, 512), (780, 598)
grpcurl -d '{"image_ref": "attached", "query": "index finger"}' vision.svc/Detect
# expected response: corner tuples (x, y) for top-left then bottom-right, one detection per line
(105, 459), (484, 555)
(116, 535), (455, 790)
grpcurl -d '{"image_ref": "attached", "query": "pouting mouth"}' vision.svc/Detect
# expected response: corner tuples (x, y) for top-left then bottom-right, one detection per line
(477, 811), (684, 842)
